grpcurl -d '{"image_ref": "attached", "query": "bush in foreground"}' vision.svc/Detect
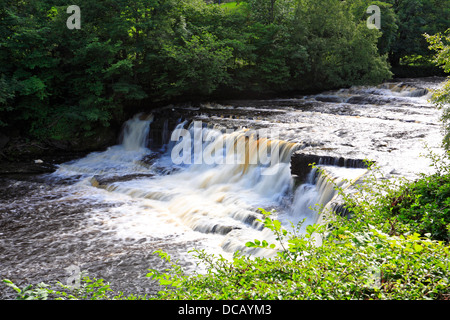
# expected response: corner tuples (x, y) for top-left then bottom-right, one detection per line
(145, 213), (449, 300)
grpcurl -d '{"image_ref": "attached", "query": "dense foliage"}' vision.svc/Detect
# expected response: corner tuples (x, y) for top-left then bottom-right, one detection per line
(385, 174), (450, 241)
(426, 29), (450, 150)
(145, 226), (449, 300)
(381, 0), (450, 68)
(3, 0), (448, 142)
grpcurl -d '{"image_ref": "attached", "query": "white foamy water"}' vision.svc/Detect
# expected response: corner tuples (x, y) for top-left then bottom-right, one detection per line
(3, 78), (446, 299)
(49, 78), (445, 260)
(52, 113), (348, 259)
(56, 114), (155, 177)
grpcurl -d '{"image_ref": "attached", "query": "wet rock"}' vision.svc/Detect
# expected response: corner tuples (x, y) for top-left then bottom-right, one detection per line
(90, 173), (155, 188)
(197, 224), (241, 235)
(407, 88), (429, 97)
(314, 95), (344, 103)
(290, 151), (371, 183)
(345, 95), (370, 105)
(70, 126), (119, 152)
(346, 95), (389, 105)
(0, 161), (57, 175)
(0, 133), (9, 149)
(46, 139), (71, 151)
(329, 202), (352, 219)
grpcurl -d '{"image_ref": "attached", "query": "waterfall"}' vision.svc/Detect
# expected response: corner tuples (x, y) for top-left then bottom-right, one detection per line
(102, 122), (300, 236)
(119, 113), (154, 151)
(53, 114), (366, 258)
(55, 113), (154, 176)
(5, 77), (445, 298)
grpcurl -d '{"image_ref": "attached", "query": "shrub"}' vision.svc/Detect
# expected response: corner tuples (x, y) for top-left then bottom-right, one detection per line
(146, 211), (449, 300)
(386, 174), (450, 242)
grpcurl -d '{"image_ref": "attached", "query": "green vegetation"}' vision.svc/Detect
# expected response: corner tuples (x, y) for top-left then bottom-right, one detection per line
(382, 174), (450, 241)
(426, 29), (450, 150)
(382, 0), (449, 66)
(141, 159), (449, 300)
(3, 0), (448, 144)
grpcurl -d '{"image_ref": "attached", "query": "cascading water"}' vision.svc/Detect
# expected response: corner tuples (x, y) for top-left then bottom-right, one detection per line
(282, 166), (367, 232)
(56, 113), (155, 177)
(119, 113), (154, 151)
(51, 116), (349, 258)
(2, 78), (443, 298)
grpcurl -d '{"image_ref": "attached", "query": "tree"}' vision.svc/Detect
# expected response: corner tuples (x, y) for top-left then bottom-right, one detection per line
(425, 29), (450, 149)
(288, 0), (392, 90)
(158, 31), (234, 98)
(0, 0), (395, 144)
(348, 0), (399, 57)
(383, 0), (450, 67)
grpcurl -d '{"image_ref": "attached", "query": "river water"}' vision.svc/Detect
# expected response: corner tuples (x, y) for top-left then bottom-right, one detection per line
(0, 77), (445, 298)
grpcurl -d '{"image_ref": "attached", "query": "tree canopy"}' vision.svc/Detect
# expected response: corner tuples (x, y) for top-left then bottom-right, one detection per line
(0, 0), (448, 143)
(426, 29), (450, 149)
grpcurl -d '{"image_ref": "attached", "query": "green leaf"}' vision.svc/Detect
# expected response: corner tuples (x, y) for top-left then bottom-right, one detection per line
(245, 241), (256, 248)
(2, 279), (21, 293)
(414, 243), (423, 252)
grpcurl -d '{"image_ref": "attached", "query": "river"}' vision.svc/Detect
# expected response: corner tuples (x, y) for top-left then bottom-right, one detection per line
(0, 77), (445, 298)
